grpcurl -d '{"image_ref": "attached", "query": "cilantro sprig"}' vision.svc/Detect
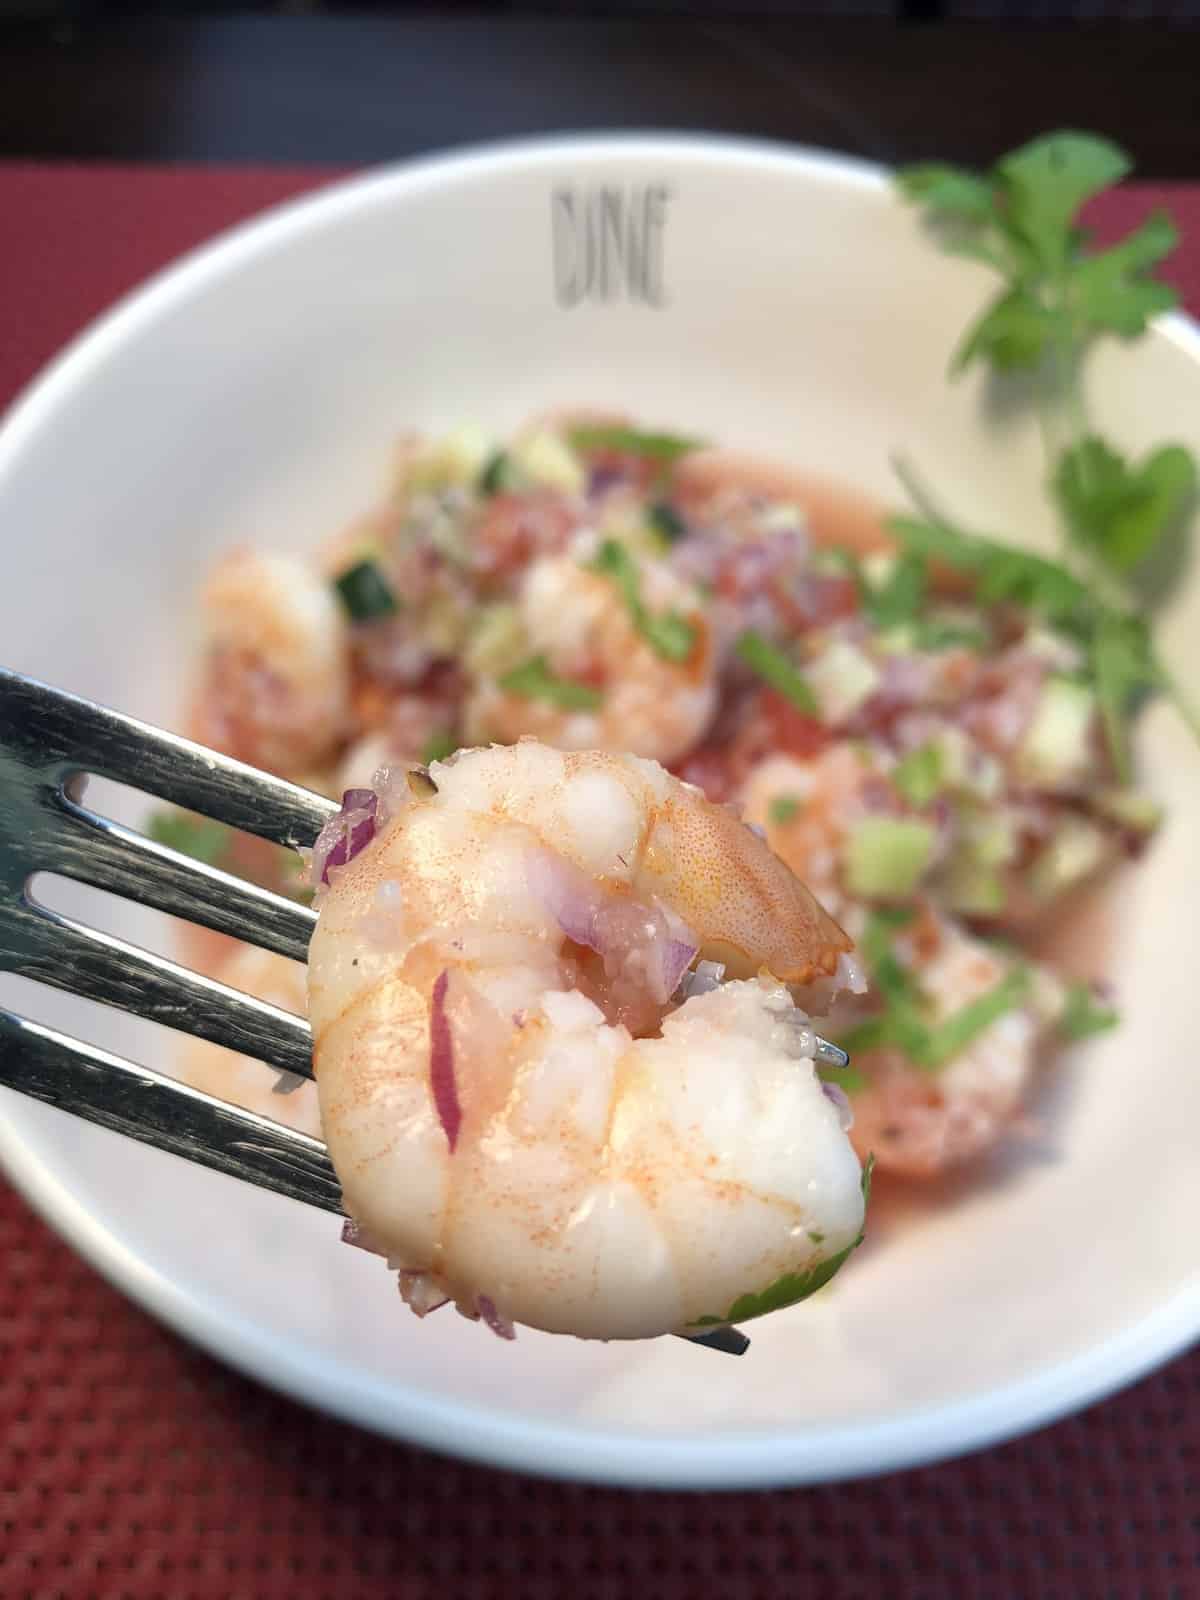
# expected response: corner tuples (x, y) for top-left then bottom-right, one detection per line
(896, 133), (1199, 783)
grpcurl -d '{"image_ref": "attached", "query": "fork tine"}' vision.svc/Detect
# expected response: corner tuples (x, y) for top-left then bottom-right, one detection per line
(0, 895), (314, 1080)
(45, 794), (317, 964)
(0, 1007), (342, 1212)
(0, 667), (336, 849)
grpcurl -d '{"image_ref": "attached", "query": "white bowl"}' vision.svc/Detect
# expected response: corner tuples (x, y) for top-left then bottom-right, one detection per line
(0, 136), (1197, 1489)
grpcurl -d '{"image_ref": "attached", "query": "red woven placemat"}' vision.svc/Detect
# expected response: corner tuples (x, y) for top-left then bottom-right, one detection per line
(1, 164), (1198, 1600)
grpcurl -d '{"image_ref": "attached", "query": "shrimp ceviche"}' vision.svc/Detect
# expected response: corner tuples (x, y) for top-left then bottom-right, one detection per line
(163, 413), (1157, 1338)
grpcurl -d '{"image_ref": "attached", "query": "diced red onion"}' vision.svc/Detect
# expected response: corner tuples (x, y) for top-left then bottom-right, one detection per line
(526, 849), (698, 1003)
(312, 788), (379, 886)
(822, 1080), (855, 1131)
(476, 1293), (517, 1341)
(660, 937), (700, 1000)
(399, 1270), (451, 1318)
(587, 463), (626, 498)
(429, 969), (462, 1152)
(341, 1218), (385, 1256)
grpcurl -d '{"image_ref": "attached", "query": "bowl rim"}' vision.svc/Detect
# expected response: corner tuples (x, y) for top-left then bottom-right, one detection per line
(1, 131), (1197, 1489)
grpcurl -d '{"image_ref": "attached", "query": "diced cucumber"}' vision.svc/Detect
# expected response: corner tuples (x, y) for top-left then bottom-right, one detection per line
(1028, 817), (1110, 902)
(758, 502), (807, 534)
(942, 858), (1006, 916)
(875, 626), (918, 656)
(845, 817), (936, 899)
(963, 810), (1019, 868)
(464, 603), (528, 678)
(511, 429), (587, 495)
(861, 550), (898, 587)
(1016, 675), (1097, 789)
(892, 743), (944, 808)
(407, 424), (496, 491)
(1092, 787), (1163, 835)
(806, 639), (881, 725)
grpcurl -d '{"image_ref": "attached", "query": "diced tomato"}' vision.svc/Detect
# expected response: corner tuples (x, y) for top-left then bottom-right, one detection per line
(671, 745), (738, 803)
(471, 493), (577, 583)
(760, 690), (832, 759)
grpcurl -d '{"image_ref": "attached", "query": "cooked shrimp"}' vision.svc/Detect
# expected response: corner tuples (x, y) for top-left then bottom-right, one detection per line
(463, 552), (718, 766)
(307, 742), (863, 1342)
(740, 745), (883, 913)
(844, 920), (1054, 1179)
(191, 549), (351, 775)
(180, 946), (321, 1139)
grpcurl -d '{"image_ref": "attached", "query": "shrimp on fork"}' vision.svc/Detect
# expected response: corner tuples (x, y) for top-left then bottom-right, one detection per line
(307, 741), (867, 1343)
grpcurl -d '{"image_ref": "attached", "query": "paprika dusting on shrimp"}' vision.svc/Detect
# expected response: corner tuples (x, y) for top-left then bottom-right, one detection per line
(307, 740), (867, 1343)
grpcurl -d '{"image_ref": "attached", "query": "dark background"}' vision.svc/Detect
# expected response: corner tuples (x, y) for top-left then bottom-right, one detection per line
(1, 7), (1199, 174)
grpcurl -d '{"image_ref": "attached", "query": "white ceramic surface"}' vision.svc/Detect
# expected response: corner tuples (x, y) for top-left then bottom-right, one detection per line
(0, 136), (1197, 1489)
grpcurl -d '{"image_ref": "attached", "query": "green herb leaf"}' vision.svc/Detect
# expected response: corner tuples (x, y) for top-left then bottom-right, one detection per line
(567, 425), (703, 464)
(334, 558), (398, 622)
(954, 285), (1058, 375)
(590, 540), (698, 663)
(997, 131), (1131, 274)
(421, 730), (459, 765)
(498, 655), (603, 711)
(768, 793), (803, 826)
(888, 515), (1092, 626)
(694, 1156), (874, 1326)
(1070, 212), (1180, 338)
(1059, 980), (1120, 1040)
(918, 966), (1030, 1069)
(896, 163), (996, 223)
(1055, 434), (1197, 575)
(892, 743), (944, 809)
(478, 450), (512, 496)
(735, 629), (818, 714)
(862, 552), (928, 627)
(147, 810), (233, 867)
(1090, 610), (1162, 782)
(647, 500), (688, 544)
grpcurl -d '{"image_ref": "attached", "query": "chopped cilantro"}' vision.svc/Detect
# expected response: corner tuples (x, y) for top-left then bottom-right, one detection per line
(735, 629), (818, 715)
(768, 794), (803, 827)
(147, 810), (233, 867)
(567, 425), (702, 463)
(1059, 980), (1120, 1041)
(498, 655), (602, 711)
(421, 730), (459, 765)
(590, 540), (698, 662)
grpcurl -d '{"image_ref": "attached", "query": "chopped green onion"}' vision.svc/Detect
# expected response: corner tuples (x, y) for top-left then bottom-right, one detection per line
(567, 425), (702, 463)
(334, 559), (398, 622)
(498, 655), (603, 711)
(768, 794), (803, 826)
(1058, 980), (1120, 1041)
(892, 743), (944, 809)
(912, 619), (988, 652)
(647, 500), (687, 544)
(590, 540), (697, 663)
(422, 730), (459, 765)
(148, 810), (233, 866)
(735, 629), (818, 715)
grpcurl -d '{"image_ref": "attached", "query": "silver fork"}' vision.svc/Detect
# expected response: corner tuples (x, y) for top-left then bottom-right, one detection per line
(0, 667), (850, 1359)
